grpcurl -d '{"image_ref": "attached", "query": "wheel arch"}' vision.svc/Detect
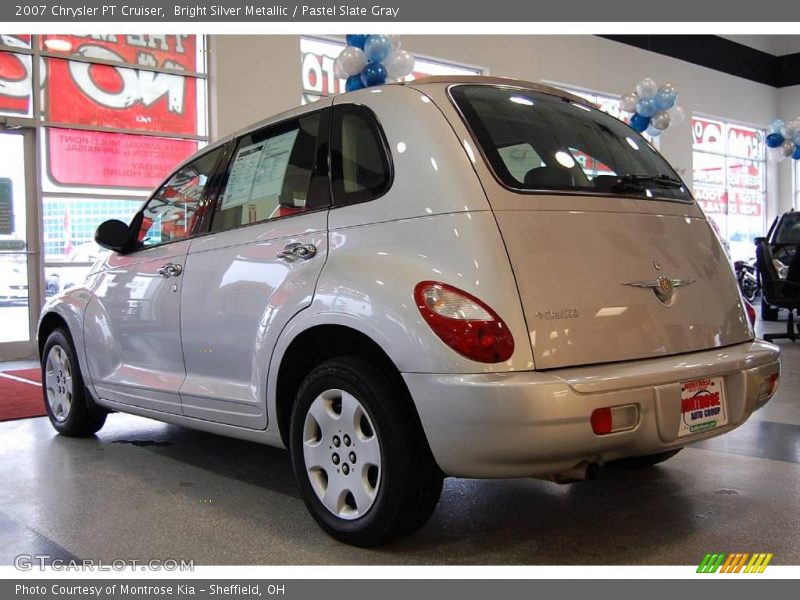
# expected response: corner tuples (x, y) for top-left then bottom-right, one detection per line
(273, 323), (430, 455)
(38, 311), (70, 358)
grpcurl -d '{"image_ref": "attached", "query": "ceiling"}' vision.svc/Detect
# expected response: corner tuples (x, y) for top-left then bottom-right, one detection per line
(720, 35), (800, 56)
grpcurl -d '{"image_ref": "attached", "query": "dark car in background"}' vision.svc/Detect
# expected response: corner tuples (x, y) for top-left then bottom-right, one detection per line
(761, 210), (800, 320)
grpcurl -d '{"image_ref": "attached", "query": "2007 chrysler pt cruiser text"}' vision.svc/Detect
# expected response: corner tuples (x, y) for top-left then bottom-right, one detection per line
(38, 76), (781, 546)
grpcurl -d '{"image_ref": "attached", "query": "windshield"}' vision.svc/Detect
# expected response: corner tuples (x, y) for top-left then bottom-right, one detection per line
(774, 213), (800, 245)
(451, 85), (692, 202)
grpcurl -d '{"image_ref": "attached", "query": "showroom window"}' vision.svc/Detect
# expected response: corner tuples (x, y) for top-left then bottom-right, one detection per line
(692, 115), (766, 261)
(299, 36), (482, 104)
(0, 34), (208, 349)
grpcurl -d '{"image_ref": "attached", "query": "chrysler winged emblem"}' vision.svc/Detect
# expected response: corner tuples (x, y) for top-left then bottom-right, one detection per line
(622, 275), (695, 306)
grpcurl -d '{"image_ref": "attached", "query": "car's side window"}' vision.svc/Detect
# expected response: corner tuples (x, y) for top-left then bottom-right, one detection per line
(331, 104), (392, 206)
(210, 111), (323, 233)
(138, 146), (226, 248)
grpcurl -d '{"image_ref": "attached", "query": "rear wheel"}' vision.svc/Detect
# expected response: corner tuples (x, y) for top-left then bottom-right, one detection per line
(290, 357), (443, 546)
(42, 328), (106, 437)
(608, 448), (682, 469)
(761, 302), (779, 321)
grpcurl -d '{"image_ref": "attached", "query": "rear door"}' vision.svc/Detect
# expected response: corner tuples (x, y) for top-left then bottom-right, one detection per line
(178, 106), (331, 428)
(439, 84), (752, 370)
(84, 146), (227, 412)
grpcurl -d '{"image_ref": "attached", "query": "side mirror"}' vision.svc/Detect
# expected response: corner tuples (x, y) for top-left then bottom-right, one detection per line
(94, 219), (133, 253)
(754, 237), (766, 246)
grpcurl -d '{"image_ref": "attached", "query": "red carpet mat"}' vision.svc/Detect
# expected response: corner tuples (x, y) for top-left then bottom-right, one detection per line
(0, 368), (46, 421)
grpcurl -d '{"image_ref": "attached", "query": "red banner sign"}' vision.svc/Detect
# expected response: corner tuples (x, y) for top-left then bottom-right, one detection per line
(47, 128), (197, 189)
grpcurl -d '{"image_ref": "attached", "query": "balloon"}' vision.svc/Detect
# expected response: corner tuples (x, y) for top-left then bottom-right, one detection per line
(645, 125), (662, 137)
(768, 118), (785, 135)
(383, 49), (415, 79)
(781, 121), (799, 141)
(337, 46), (367, 77)
(360, 61), (387, 87)
(793, 145), (800, 160)
(346, 34), (368, 49)
(387, 34), (401, 51)
(635, 97), (657, 118)
(786, 119), (800, 142)
(654, 83), (678, 110)
(630, 113), (650, 133)
(635, 77), (658, 99)
(620, 92), (638, 113)
(650, 110), (671, 130)
(667, 104), (685, 125)
(363, 34), (393, 63)
(781, 139), (796, 158)
(766, 132), (785, 148)
(333, 55), (348, 80)
(345, 75), (365, 92)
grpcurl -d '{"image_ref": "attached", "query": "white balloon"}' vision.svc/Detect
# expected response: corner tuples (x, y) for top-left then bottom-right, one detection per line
(384, 49), (415, 79)
(338, 46), (367, 77)
(781, 139), (796, 158)
(785, 118), (800, 142)
(333, 55), (348, 80)
(667, 104), (685, 125)
(620, 92), (638, 113)
(650, 109), (671, 130)
(387, 34), (401, 51)
(636, 77), (658, 99)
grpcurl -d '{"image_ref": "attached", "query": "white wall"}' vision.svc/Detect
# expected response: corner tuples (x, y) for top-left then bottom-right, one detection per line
(209, 34), (791, 223)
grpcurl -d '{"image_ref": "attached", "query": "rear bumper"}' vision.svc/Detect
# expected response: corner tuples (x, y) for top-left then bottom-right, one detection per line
(403, 340), (780, 478)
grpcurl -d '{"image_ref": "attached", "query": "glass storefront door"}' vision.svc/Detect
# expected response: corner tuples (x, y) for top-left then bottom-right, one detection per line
(0, 129), (38, 359)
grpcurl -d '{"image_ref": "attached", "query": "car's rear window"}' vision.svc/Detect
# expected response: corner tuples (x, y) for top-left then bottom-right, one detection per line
(450, 85), (692, 202)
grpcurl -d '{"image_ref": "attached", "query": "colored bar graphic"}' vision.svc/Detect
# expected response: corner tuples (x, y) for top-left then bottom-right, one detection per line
(697, 552), (771, 573)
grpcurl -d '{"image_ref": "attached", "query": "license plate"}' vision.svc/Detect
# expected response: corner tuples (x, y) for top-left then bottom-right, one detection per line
(679, 376), (727, 438)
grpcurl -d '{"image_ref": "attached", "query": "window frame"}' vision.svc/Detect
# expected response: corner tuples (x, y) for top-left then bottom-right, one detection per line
(447, 83), (692, 205)
(329, 103), (394, 208)
(128, 143), (229, 251)
(205, 107), (332, 235)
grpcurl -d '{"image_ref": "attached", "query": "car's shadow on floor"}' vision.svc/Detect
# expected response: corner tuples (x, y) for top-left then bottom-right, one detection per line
(72, 414), (700, 564)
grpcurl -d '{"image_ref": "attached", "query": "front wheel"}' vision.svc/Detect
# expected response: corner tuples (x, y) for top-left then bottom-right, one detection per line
(42, 328), (107, 437)
(290, 357), (443, 546)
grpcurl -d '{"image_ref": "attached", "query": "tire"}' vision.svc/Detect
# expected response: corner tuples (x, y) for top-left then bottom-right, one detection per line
(608, 448), (682, 469)
(761, 302), (779, 322)
(289, 356), (443, 546)
(41, 328), (107, 437)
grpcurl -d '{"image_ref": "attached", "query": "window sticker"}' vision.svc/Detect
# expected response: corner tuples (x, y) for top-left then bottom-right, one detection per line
(222, 129), (299, 209)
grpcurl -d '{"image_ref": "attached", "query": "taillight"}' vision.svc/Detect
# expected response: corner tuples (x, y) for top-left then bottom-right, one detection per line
(745, 300), (757, 328)
(414, 281), (514, 363)
(590, 404), (639, 435)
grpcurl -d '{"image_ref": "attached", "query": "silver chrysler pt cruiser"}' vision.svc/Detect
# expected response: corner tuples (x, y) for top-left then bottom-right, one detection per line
(38, 77), (781, 546)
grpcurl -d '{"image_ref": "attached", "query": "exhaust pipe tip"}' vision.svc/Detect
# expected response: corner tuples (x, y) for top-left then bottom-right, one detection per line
(545, 460), (599, 484)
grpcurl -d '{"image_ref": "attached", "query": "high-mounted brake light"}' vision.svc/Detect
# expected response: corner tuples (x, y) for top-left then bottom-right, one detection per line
(414, 281), (514, 363)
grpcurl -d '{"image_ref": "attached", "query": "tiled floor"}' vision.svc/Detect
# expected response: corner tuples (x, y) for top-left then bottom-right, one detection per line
(1, 316), (798, 565)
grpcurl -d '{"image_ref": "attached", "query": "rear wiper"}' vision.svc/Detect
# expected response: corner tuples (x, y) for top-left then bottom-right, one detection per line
(612, 174), (684, 191)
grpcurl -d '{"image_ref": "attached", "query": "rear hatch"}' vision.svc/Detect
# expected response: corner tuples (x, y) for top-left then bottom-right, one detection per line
(447, 84), (752, 370)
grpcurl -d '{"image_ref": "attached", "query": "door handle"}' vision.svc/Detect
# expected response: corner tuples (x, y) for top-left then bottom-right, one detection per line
(157, 263), (183, 278)
(277, 243), (317, 261)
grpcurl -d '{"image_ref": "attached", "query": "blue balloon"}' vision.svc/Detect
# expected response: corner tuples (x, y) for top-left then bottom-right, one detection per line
(769, 118), (785, 135)
(655, 88), (678, 110)
(766, 132), (785, 148)
(346, 34), (368, 49)
(345, 75), (365, 92)
(635, 97), (657, 118)
(360, 62), (387, 87)
(793, 145), (800, 160)
(363, 34), (393, 63)
(630, 113), (651, 133)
